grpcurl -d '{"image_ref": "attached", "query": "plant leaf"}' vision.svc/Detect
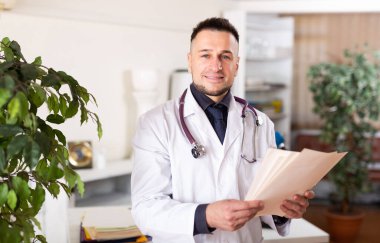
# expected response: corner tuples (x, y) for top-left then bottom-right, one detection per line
(47, 93), (59, 114)
(35, 235), (47, 243)
(0, 125), (23, 137)
(0, 74), (15, 90)
(76, 176), (85, 197)
(23, 140), (41, 168)
(30, 184), (45, 215)
(21, 63), (38, 81)
(0, 88), (12, 109)
(59, 96), (68, 116)
(0, 147), (5, 172)
(7, 135), (28, 160)
(1, 37), (10, 45)
(3, 46), (14, 61)
(41, 71), (60, 87)
(34, 131), (51, 157)
(32, 56), (42, 66)
(46, 161), (64, 181)
(64, 166), (77, 189)
(17, 171), (29, 181)
(28, 85), (46, 108)
(53, 129), (66, 145)
(47, 182), (60, 198)
(65, 99), (79, 118)
(31, 217), (42, 231)
(46, 114), (65, 124)
(0, 183), (9, 206)
(35, 159), (48, 180)
(7, 92), (29, 123)
(80, 105), (88, 124)
(0, 220), (22, 243)
(9, 41), (24, 60)
(7, 159), (18, 174)
(7, 189), (17, 210)
(94, 113), (103, 139)
(12, 176), (31, 200)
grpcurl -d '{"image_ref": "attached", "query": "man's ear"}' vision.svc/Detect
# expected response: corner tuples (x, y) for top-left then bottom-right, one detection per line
(235, 56), (240, 76)
(187, 52), (192, 73)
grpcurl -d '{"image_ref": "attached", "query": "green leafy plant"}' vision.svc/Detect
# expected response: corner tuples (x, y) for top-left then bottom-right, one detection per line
(308, 47), (380, 214)
(0, 37), (102, 242)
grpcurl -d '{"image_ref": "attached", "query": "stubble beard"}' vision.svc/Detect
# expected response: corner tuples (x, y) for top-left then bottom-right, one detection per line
(192, 81), (231, 98)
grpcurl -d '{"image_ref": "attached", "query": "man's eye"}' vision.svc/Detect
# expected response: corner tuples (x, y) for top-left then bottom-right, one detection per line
(201, 54), (209, 58)
(222, 55), (231, 60)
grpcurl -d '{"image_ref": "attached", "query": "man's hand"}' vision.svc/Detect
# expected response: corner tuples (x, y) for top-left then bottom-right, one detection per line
(206, 199), (264, 231)
(280, 190), (315, 219)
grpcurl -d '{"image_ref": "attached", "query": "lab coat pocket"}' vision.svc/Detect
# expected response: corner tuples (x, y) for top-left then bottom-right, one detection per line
(238, 157), (263, 199)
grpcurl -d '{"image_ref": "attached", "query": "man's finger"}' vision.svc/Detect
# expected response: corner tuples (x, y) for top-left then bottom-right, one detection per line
(304, 190), (315, 199)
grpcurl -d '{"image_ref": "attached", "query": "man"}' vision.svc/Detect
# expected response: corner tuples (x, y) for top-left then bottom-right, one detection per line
(131, 17), (314, 243)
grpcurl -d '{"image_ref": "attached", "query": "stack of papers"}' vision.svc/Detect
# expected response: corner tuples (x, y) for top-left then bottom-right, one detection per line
(80, 207), (150, 243)
(245, 148), (347, 216)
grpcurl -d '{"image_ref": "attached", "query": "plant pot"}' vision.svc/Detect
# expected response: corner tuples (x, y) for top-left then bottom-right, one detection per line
(325, 209), (364, 243)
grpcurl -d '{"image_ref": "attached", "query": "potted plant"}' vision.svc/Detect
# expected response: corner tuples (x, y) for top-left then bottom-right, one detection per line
(0, 37), (102, 242)
(308, 47), (380, 243)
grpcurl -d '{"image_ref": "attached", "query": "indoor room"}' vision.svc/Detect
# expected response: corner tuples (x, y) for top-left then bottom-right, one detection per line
(0, 0), (379, 242)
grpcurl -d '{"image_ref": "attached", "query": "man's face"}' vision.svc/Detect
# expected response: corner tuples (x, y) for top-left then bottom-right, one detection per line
(187, 29), (239, 102)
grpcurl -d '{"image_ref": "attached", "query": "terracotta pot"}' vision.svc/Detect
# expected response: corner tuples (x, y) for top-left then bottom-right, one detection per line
(325, 209), (364, 243)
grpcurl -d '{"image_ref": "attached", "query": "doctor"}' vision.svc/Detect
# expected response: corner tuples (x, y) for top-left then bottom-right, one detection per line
(131, 17), (314, 243)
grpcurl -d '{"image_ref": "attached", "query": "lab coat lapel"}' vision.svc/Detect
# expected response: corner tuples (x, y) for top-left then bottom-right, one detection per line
(183, 88), (222, 149)
(223, 97), (242, 154)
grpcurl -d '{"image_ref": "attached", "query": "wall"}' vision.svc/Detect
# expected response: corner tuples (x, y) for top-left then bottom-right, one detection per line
(0, 0), (232, 161)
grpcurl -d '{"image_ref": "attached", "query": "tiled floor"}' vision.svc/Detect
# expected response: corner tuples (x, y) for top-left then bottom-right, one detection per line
(303, 203), (380, 243)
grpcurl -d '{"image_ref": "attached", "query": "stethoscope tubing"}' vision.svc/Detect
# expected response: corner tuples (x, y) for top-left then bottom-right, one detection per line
(179, 88), (262, 159)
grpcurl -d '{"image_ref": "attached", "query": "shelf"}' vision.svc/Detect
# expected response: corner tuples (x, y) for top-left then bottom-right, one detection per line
(268, 113), (287, 120)
(76, 192), (132, 207)
(76, 159), (133, 182)
(246, 83), (287, 92)
(246, 47), (292, 61)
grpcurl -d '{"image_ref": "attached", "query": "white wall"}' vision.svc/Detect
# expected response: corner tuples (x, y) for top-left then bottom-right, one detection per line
(0, 0), (232, 160)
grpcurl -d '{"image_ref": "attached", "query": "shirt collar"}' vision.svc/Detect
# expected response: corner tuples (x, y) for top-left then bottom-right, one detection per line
(190, 83), (231, 110)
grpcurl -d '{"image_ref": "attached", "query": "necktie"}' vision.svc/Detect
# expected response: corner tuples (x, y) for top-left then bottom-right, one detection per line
(207, 105), (226, 144)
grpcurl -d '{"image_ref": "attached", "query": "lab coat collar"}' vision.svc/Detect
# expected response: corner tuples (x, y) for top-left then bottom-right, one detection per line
(183, 86), (202, 118)
(182, 86), (242, 152)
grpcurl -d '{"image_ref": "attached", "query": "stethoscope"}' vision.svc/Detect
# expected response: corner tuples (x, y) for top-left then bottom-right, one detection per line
(179, 89), (263, 162)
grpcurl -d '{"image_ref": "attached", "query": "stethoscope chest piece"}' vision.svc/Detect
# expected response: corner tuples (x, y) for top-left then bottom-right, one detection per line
(191, 143), (206, 158)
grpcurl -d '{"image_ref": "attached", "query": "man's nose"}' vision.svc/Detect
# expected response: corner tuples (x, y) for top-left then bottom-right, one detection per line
(210, 57), (222, 72)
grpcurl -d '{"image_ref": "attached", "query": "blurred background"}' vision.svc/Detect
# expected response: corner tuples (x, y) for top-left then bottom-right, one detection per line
(1, 0), (379, 242)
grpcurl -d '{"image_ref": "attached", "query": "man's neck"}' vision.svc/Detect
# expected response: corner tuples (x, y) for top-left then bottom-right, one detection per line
(206, 92), (228, 103)
(190, 83), (231, 110)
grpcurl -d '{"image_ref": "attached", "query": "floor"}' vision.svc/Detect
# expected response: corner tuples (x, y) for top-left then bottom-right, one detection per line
(303, 203), (380, 243)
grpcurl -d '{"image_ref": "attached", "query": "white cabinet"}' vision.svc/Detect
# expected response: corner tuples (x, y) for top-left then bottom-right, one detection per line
(71, 160), (133, 207)
(224, 11), (294, 147)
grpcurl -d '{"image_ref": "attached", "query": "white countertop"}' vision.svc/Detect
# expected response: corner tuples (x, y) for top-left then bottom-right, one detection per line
(68, 206), (328, 243)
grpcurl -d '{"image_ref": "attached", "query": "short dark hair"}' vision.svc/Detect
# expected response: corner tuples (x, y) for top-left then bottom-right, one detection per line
(191, 17), (239, 43)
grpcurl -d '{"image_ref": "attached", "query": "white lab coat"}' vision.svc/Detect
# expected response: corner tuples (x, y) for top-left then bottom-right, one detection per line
(131, 87), (290, 243)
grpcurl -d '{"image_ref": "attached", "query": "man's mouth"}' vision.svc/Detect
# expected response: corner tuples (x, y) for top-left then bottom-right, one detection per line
(203, 74), (224, 80)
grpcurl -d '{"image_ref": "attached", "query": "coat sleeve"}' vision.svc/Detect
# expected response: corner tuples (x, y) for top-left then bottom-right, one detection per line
(131, 112), (197, 241)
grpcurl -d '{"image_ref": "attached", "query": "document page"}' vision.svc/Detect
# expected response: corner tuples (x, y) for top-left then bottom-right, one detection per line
(245, 148), (347, 216)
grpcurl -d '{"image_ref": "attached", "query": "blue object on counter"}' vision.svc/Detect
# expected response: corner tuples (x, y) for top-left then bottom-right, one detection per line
(275, 131), (285, 149)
